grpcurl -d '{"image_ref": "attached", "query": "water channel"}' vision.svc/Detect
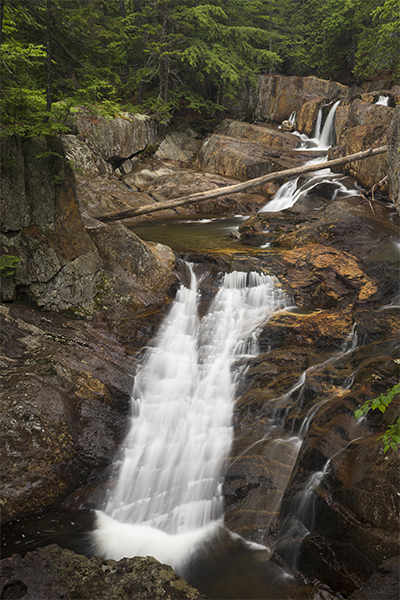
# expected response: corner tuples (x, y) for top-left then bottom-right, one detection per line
(2, 103), (398, 599)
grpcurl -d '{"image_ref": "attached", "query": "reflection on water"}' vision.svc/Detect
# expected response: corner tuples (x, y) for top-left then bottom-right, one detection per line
(129, 215), (249, 253)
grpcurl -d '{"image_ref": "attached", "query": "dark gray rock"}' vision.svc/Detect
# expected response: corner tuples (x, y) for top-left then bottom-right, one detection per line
(0, 135), (102, 311)
(388, 105), (400, 215)
(0, 544), (209, 599)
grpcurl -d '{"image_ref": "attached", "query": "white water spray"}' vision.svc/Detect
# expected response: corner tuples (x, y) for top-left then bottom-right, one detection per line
(93, 268), (290, 572)
(376, 95), (389, 106)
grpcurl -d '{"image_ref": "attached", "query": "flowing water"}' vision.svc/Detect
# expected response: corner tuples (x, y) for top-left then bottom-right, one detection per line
(4, 100), (396, 599)
(376, 95), (389, 106)
(93, 269), (292, 578)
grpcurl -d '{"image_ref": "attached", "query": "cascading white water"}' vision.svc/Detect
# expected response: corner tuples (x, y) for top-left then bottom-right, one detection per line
(294, 100), (340, 150)
(376, 95), (389, 106)
(316, 100), (340, 149)
(259, 163), (357, 213)
(313, 106), (323, 140)
(93, 268), (291, 573)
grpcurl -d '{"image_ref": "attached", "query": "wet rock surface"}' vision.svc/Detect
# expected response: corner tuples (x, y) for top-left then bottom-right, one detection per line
(1, 76), (400, 599)
(0, 302), (137, 524)
(0, 544), (208, 600)
(329, 99), (393, 193)
(388, 105), (400, 211)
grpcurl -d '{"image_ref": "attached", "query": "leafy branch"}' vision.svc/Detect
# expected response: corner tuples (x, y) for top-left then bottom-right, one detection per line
(354, 383), (400, 453)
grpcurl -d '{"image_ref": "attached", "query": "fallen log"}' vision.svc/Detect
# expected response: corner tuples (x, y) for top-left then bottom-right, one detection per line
(95, 145), (388, 222)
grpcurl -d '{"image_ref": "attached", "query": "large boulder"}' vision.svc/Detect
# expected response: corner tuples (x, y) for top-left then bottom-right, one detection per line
(388, 105), (400, 214)
(0, 302), (132, 524)
(0, 545), (208, 600)
(155, 129), (202, 165)
(64, 111), (162, 176)
(86, 219), (177, 309)
(215, 119), (301, 151)
(0, 135), (102, 310)
(329, 99), (394, 193)
(194, 120), (304, 182)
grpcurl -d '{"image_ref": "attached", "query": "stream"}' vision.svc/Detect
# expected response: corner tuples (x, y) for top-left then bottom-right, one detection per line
(2, 102), (399, 599)
(89, 102), (368, 597)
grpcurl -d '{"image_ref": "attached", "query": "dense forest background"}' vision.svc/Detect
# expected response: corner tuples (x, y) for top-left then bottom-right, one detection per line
(0, 0), (399, 135)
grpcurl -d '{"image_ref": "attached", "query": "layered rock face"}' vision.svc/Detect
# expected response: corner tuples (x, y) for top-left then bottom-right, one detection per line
(0, 135), (102, 310)
(253, 75), (349, 124)
(63, 111), (162, 177)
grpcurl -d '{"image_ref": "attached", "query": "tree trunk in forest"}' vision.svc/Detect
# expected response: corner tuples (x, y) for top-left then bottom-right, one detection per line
(95, 146), (388, 222)
(43, 0), (52, 121)
(0, 0), (5, 54)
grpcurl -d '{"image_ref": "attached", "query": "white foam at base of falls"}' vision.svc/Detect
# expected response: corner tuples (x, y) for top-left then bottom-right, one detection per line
(93, 512), (221, 575)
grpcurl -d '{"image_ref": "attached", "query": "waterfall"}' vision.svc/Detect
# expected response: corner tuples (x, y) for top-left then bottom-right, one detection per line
(259, 162), (357, 213)
(316, 100), (340, 149)
(92, 267), (291, 574)
(274, 460), (331, 571)
(313, 106), (323, 140)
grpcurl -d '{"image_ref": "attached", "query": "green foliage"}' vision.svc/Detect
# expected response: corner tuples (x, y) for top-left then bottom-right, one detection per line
(354, 383), (400, 452)
(0, 255), (22, 277)
(355, 0), (400, 79)
(0, 0), (398, 135)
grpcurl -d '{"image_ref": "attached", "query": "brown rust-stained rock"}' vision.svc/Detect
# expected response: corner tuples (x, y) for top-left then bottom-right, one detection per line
(194, 134), (298, 181)
(0, 544), (208, 599)
(296, 96), (325, 137)
(215, 119), (301, 151)
(274, 355), (400, 596)
(238, 195), (399, 309)
(253, 75), (349, 124)
(330, 99), (394, 192)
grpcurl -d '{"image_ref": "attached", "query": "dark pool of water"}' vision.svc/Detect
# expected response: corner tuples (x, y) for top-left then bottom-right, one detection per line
(1, 509), (310, 599)
(129, 214), (257, 253)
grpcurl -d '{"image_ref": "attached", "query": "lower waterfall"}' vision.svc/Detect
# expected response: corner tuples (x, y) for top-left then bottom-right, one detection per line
(92, 268), (291, 576)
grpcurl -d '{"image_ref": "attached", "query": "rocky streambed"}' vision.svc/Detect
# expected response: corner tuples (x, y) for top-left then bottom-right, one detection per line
(1, 75), (399, 600)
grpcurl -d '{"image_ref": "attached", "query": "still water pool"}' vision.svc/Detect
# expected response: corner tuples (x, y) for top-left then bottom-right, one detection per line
(129, 214), (252, 253)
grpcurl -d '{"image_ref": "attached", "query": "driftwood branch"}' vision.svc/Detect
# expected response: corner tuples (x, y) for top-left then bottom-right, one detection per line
(95, 145), (388, 223)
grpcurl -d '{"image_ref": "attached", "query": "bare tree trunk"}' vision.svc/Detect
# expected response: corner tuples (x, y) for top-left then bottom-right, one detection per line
(0, 0), (5, 54)
(95, 146), (388, 222)
(43, 0), (52, 122)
